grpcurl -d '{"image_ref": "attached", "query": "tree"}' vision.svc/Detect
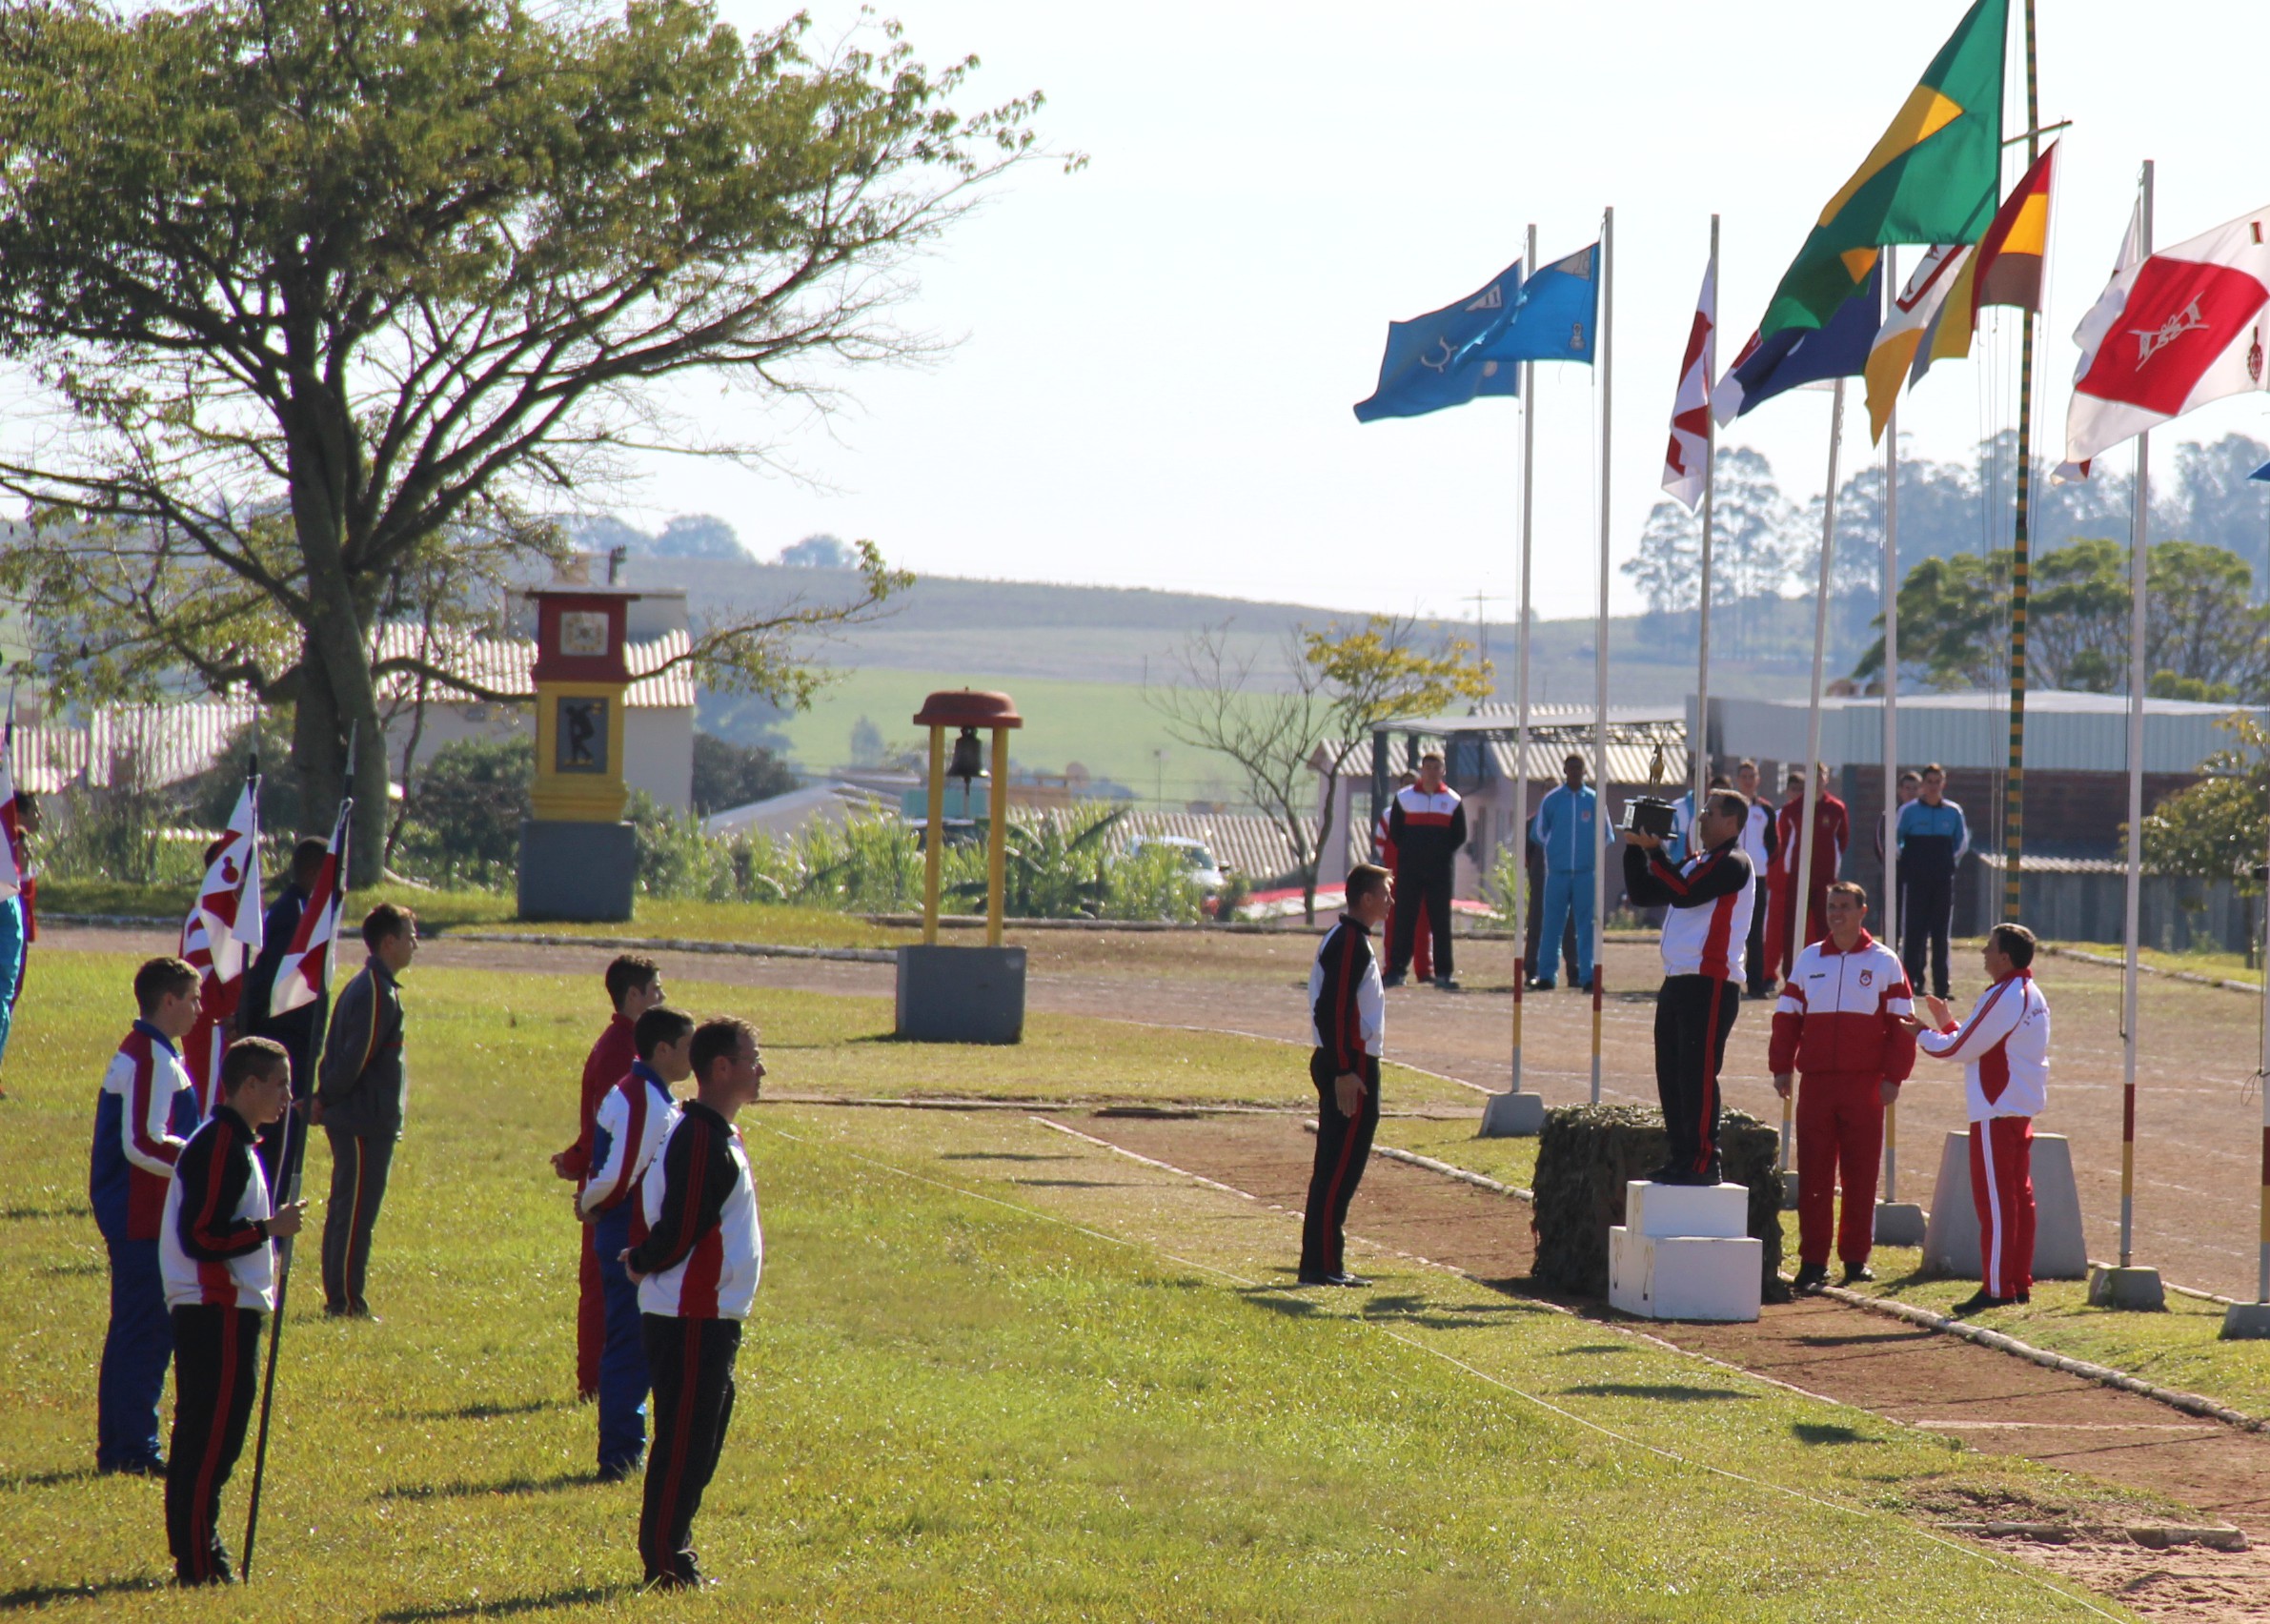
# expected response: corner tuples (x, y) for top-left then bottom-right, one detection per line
(0, 0), (1056, 880)
(399, 738), (535, 885)
(1145, 616), (1492, 923)
(2142, 716), (2270, 965)
(780, 534), (856, 569)
(690, 732), (797, 815)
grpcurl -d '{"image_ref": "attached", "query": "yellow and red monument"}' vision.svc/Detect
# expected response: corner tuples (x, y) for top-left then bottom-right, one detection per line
(519, 583), (641, 921)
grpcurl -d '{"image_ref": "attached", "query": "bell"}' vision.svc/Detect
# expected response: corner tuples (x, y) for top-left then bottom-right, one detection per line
(947, 726), (986, 784)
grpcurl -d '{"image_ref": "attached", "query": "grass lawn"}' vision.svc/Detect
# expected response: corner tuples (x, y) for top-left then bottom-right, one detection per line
(2057, 940), (2263, 988)
(0, 951), (2157, 1620)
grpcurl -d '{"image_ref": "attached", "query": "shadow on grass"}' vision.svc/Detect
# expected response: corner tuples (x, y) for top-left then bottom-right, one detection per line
(38, 1261), (104, 1277)
(1237, 1286), (1322, 1318)
(1360, 1293), (1556, 1331)
(379, 1471), (592, 1501)
(375, 1585), (624, 1621)
(400, 1398), (572, 1422)
(0, 1468), (97, 1490)
(1551, 1344), (1637, 1356)
(938, 1151), (1077, 1163)
(0, 1576), (167, 1612)
(1007, 1178), (1125, 1189)
(0, 1205), (93, 1222)
(1562, 1382), (1755, 1403)
(1794, 1329), (1933, 1349)
(1793, 1422), (1881, 1447)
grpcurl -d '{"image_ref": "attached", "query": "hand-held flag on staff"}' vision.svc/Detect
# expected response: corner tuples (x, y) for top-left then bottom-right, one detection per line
(2061, 201), (2270, 470)
(0, 696), (23, 901)
(269, 798), (351, 1019)
(1715, 266), (1884, 423)
(1352, 260), (1524, 423)
(178, 768), (264, 1112)
(1481, 242), (1601, 365)
(1662, 255), (1716, 511)
(1760, 0), (2007, 337)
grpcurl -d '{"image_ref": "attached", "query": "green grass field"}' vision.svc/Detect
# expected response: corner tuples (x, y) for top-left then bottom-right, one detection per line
(0, 950), (2159, 1619)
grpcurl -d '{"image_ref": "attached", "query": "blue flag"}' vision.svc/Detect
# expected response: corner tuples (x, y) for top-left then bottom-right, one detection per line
(1713, 266), (1883, 422)
(1480, 243), (1599, 364)
(2250, 460), (2270, 482)
(1352, 261), (1523, 423)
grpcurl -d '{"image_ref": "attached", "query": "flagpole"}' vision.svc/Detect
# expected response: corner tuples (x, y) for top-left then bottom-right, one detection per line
(1785, 377), (1846, 1180)
(1882, 376), (1903, 1207)
(1512, 221), (1538, 1099)
(2002, 0), (2042, 924)
(1694, 214), (1719, 817)
(1591, 206), (1614, 1107)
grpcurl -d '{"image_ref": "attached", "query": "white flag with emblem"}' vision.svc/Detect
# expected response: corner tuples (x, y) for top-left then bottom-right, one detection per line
(1660, 256), (1715, 513)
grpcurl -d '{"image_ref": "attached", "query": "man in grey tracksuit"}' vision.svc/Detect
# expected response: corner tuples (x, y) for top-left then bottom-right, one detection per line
(312, 903), (417, 1319)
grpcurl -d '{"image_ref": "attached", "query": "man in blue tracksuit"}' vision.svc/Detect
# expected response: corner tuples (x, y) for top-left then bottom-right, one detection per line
(1530, 754), (1616, 991)
(1895, 762), (1969, 1000)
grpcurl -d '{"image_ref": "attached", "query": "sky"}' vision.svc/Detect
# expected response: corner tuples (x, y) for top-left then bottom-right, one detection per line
(629, 0), (2270, 622)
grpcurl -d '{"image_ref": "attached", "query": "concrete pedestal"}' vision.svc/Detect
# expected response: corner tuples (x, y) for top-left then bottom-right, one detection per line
(2221, 1302), (2270, 1339)
(895, 944), (1026, 1045)
(2088, 1265), (2166, 1311)
(1608, 1181), (1761, 1322)
(1478, 1090), (1546, 1137)
(517, 820), (637, 923)
(1921, 1130), (2088, 1280)
(1873, 1202), (1927, 1248)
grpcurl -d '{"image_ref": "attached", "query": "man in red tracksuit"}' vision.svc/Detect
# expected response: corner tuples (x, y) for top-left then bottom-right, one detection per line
(1770, 881), (1916, 1292)
(553, 955), (665, 1401)
(1764, 764), (1849, 983)
(1372, 773), (1429, 984)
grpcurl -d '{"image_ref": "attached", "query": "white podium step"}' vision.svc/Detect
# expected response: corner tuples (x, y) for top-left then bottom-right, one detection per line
(1625, 1180), (1750, 1239)
(1609, 1228), (1763, 1322)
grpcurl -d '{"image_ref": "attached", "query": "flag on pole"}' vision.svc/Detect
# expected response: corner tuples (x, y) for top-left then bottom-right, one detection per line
(270, 799), (351, 1019)
(0, 700), (22, 903)
(1864, 244), (1972, 441)
(1911, 142), (2059, 388)
(1715, 266), (1884, 423)
(1481, 242), (1601, 364)
(2061, 201), (2270, 470)
(1661, 255), (1716, 512)
(2053, 195), (2147, 483)
(179, 774), (264, 1111)
(1352, 261), (1524, 423)
(1760, 0), (2008, 337)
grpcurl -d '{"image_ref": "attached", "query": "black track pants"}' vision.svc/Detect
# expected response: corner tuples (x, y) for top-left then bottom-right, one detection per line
(638, 1315), (740, 1583)
(1301, 1050), (1381, 1279)
(1653, 976), (1741, 1179)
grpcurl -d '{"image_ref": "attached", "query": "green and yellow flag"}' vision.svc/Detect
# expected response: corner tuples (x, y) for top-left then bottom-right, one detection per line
(1761, 0), (2007, 336)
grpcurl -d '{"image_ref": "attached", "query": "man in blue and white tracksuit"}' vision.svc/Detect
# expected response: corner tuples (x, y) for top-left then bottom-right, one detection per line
(622, 1018), (765, 1591)
(578, 1005), (692, 1481)
(1531, 754), (1617, 991)
(1896, 763), (1969, 1000)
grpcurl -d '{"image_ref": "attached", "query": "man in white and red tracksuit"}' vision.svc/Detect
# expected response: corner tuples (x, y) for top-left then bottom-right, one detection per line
(1910, 923), (2051, 1313)
(622, 1016), (765, 1591)
(1733, 761), (1777, 999)
(1620, 790), (1755, 1186)
(1372, 774), (1429, 983)
(159, 1038), (304, 1584)
(1301, 863), (1391, 1287)
(1764, 765), (1849, 983)
(1769, 881), (1916, 1292)
(578, 1004), (691, 1481)
(1384, 753), (1466, 989)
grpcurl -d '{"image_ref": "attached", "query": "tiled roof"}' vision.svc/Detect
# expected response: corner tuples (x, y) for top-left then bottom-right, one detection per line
(369, 623), (696, 709)
(8, 699), (262, 793)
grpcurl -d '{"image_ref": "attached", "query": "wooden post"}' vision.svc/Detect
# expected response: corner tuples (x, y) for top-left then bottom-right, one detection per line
(923, 728), (945, 945)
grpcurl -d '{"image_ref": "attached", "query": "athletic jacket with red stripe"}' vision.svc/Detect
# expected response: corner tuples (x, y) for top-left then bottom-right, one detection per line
(160, 1105), (277, 1311)
(578, 1060), (680, 1231)
(1308, 915), (1385, 1067)
(1917, 970), (2050, 1121)
(90, 1022), (200, 1244)
(560, 1013), (638, 1183)
(630, 1100), (762, 1320)
(1767, 931), (1916, 1081)
(1620, 839), (1755, 983)
(1385, 785), (1467, 877)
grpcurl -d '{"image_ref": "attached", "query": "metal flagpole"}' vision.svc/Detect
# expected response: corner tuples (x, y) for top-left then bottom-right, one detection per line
(2002, 0), (2043, 924)
(1591, 206), (1614, 1106)
(1784, 377), (1846, 1177)
(1882, 379), (1903, 1205)
(2219, 780), (2270, 1334)
(1693, 215), (1719, 822)
(1512, 221), (1538, 1096)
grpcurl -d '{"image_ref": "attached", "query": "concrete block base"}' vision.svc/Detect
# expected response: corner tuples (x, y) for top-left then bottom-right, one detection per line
(1922, 1130), (2088, 1280)
(2088, 1265), (2167, 1311)
(2220, 1302), (2270, 1340)
(1477, 1091), (1546, 1137)
(1626, 1180), (1749, 1239)
(894, 944), (1026, 1045)
(1609, 1227), (1763, 1322)
(517, 820), (637, 923)
(1873, 1202), (1928, 1248)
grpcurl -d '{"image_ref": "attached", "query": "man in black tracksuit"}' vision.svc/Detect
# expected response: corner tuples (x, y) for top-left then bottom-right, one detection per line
(1622, 792), (1757, 1186)
(1301, 863), (1392, 1287)
(1384, 753), (1468, 989)
(312, 903), (416, 1319)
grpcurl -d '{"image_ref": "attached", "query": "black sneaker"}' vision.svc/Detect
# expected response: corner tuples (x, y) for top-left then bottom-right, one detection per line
(1381, 972), (1408, 989)
(1792, 1263), (1830, 1294)
(1644, 1162), (1683, 1186)
(1528, 978), (1555, 992)
(101, 1456), (166, 1477)
(1842, 1263), (1875, 1286)
(596, 1456), (643, 1484)
(1432, 975), (1460, 991)
(1322, 1272), (1371, 1289)
(1951, 1289), (2016, 1316)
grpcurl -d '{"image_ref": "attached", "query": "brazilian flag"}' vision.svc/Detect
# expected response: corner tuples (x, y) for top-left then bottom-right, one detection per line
(1762, 0), (2007, 336)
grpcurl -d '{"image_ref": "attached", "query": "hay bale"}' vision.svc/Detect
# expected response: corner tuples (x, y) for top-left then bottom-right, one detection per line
(1530, 1105), (1784, 1298)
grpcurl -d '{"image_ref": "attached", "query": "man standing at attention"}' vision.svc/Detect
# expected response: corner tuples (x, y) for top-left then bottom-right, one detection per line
(1302, 863), (1391, 1287)
(1897, 763), (1969, 1001)
(1531, 754), (1612, 993)
(1770, 882), (1915, 1291)
(313, 903), (417, 1320)
(1765, 765), (1849, 984)
(1908, 924), (2050, 1313)
(1384, 753), (1464, 990)
(1734, 761), (1778, 1000)
(554, 955), (666, 1402)
(623, 1016), (766, 1591)
(1622, 790), (1754, 1186)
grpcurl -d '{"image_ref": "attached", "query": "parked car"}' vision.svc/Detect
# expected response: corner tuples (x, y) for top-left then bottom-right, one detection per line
(1129, 835), (1227, 897)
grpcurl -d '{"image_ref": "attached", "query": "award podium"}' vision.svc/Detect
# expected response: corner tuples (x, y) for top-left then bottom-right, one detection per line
(1608, 1180), (1763, 1322)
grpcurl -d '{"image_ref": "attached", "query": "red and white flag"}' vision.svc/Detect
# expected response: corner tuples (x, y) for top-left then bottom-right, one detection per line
(270, 798), (351, 1019)
(1661, 255), (1716, 513)
(178, 775), (264, 1110)
(0, 702), (22, 902)
(2062, 201), (2270, 471)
